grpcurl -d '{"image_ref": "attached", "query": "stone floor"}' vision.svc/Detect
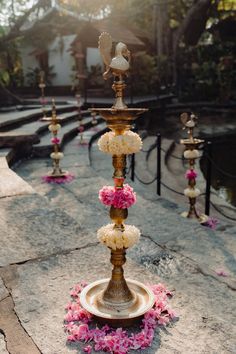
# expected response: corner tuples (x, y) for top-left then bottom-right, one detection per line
(0, 133), (236, 354)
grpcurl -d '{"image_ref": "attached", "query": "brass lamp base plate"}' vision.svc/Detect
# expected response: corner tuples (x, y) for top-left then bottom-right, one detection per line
(80, 279), (155, 327)
(47, 170), (68, 178)
(181, 211), (209, 224)
(80, 278), (155, 327)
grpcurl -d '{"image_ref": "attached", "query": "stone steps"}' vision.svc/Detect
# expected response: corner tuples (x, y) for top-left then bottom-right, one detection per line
(0, 104), (103, 165)
(0, 105), (77, 131)
(32, 116), (94, 157)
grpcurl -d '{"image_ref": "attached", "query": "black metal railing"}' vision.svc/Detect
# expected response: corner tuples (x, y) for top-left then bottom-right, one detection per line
(128, 133), (236, 222)
(88, 128), (236, 222)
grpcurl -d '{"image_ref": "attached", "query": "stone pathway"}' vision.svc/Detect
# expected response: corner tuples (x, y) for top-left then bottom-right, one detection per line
(0, 132), (235, 353)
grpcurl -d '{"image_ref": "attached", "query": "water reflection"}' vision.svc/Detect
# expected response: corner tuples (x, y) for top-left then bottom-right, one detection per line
(200, 135), (236, 207)
(137, 109), (236, 207)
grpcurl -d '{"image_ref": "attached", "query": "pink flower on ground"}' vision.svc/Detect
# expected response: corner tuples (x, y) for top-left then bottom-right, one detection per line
(74, 324), (89, 341)
(79, 126), (84, 133)
(203, 217), (219, 230)
(65, 302), (73, 310)
(64, 322), (75, 332)
(64, 310), (75, 322)
(158, 315), (170, 326)
(64, 281), (176, 353)
(150, 283), (172, 296)
(74, 308), (92, 323)
(67, 334), (76, 342)
(51, 137), (61, 144)
(83, 345), (92, 353)
(185, 169), (198, 180)
(143, 309), (157, 328)
(42, 174), (75, 184)
(167, 308), (178, 319)
(216, 269), (228, 277)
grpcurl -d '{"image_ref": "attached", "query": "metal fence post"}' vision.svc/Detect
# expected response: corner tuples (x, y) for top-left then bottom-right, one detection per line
(131, 153), (135, 182)
(157, 133), (161, 195)
(205, 141), (212, 216)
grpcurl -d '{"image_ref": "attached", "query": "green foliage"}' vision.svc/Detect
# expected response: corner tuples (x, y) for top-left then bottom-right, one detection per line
(178, 41), (236, 101)
(0, 69), (10, 85)
(131, 53), (158, 94)
(25, 66), (56, 87)
(156, 56), (173, 91)
(0, 33), (23, 87)
(87, 65), (104, 87)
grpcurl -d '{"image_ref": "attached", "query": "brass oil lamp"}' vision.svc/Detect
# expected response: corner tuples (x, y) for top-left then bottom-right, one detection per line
(180, 112), (208, 223)
(80, 33), (154, 327)
(46, 100), (68, 179)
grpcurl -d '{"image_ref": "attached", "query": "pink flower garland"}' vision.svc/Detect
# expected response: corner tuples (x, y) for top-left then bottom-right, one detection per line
(40, 98), (48, 105)
(185, 169), (198, 180)
(185, 170), (197, 179)
(51, 137), (61, 144)
(99, 184), (136, 209)
(64, 282), (177, 353)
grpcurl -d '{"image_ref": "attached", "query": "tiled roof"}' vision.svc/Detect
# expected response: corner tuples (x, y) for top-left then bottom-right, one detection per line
(92, 19), (145, 47)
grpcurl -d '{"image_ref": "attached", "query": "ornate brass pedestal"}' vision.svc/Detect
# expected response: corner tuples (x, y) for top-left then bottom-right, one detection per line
(80, 33), (154, 327)
(180, 113), (208, 223)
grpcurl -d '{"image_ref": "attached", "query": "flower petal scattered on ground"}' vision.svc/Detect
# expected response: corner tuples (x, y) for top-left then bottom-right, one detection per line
(64, 281), (177, 353)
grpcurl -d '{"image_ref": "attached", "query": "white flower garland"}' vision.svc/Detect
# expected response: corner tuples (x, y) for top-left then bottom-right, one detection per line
(184, 187), (200, 198)
(49, 123), (61, 132)
(98, 131), (142, 155)
(184, 149), (199, 159)
(97, 223), (140, 250)
(50, 152), (64, 160)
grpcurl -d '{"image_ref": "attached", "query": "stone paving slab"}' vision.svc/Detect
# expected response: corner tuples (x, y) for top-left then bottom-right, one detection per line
(0, 333), (8, 354)
(16, 143), (236, 281)
(4, 241), (236, 354)
(0, 277), (8, 301)
(0, 156), (9, 168)
(0, 194), (97, 266)
(23, 156), (236, 284)
(0, 167), (34, 198)
(129, 195), (236, 281)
